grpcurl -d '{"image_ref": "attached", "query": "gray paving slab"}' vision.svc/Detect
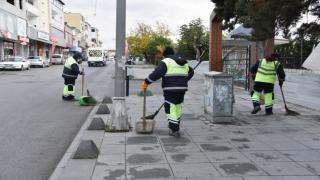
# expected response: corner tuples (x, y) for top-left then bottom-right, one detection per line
(184, 127), (217, 136)
(162, 143), (202, 153)
(59, 159), (96, 178)
(231, 141), (275, 151)
(126, 144), (163, 154)
(281, 150), (320, 161)
(190, 135), (227, 143)
(91, 165), (126, 180)
(58, 177), (90, 180)
(160, 136), (192, 144)
(96, 154), (125, 166)
(205, 152), (251, 163)
(101, 136), (125, 145)
(188, 177), (244, 180)
(166, 152), (209, 163)
(197, 143), (237, 152)
(267, 140), (311, 151)
(127, 136), (159, 144)
(299, 141), (320, 149)
(242, 151), (292, 162)
(214, 162), (267, 176)
(170, 163), (221, 177)
(298, 161), (320, 175)
(126, 153), (168, 165)
(99, 144), (125, 155)
(244, 176), (320, 180)
(255, 161), (313, 175)
(127, 164), (173, 179)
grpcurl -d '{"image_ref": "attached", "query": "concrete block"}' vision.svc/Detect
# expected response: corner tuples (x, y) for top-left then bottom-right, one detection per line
(102, 96), (113, 104)
(96, 104), (110, 115)
(73, 140), (99, 159)
(87, 117), (105, 130)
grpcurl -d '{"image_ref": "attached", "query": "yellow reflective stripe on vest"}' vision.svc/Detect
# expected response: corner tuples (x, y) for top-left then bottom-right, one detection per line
(64, 57), (78, 70)
(162, 58), (189, 76)
(255, 59), (279, 84)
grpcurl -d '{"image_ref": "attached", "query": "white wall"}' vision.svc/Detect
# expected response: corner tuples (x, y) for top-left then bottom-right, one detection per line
(50, 3), (64, 31)
(37, 0), (50, 33)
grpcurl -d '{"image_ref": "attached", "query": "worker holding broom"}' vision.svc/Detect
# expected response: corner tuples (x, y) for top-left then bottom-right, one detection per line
(250, 53), (286, 115)
(62, 50), (84, 101)
(141, 47), (194, 137)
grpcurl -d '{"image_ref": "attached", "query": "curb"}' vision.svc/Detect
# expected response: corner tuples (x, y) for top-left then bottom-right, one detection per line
(49, 103), (110, 180)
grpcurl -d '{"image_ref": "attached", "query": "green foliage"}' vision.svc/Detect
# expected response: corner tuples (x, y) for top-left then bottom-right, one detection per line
(127, 22), (172, 62)
(211, 0), (320, 41)
(177, 18), (209, 61)
(145, 36), (172, 64)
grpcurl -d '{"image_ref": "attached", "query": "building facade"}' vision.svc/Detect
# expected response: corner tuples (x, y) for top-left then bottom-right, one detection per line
(50, 0), (66, 55)
(0, 0), (29, 61)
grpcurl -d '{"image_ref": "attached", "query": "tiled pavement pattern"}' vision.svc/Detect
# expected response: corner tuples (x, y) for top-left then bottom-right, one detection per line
(53, 74), (320, 180)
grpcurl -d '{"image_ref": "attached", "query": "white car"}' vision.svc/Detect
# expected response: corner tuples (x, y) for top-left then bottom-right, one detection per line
(0, 57), (30, 70)
(51, 54), (63, 65)
(28, 56), (49, 67)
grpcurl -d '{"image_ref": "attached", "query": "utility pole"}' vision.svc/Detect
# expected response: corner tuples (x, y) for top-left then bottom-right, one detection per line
(114, 0), (126, 97)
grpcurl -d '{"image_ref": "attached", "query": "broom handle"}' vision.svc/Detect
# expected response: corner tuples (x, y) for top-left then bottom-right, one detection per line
(81, 67), (84, 96)
(143, 88), (146, 130)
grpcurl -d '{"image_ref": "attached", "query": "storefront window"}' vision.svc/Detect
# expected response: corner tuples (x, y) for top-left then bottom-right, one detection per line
(4, 42), (14, 59)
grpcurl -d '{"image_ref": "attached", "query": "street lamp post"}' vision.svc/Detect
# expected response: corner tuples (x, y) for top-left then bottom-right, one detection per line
(114, 0), (126, 97)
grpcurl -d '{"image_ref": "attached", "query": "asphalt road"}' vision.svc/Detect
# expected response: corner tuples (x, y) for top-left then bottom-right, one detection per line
(0, 62), (114, 180)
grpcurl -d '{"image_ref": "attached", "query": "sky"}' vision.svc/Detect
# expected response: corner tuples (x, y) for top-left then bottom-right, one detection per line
(63, 0), (215, 50)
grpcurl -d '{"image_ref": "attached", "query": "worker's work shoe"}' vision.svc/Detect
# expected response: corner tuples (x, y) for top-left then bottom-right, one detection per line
(251, 106), (261, 114)
(266, 111), (273, 116)
(168, 131), (180, 138)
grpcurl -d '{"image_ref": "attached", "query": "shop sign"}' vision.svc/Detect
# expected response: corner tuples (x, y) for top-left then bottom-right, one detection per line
(19, 35), (29, 45)
(50, 37), (58, 43)
(2, 32), (12, 39)
(38, 32), (49, 41)
(17, 18), (27, 37)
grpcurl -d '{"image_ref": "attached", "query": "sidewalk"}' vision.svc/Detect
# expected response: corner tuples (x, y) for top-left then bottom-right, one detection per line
(50, 66), (320, 180)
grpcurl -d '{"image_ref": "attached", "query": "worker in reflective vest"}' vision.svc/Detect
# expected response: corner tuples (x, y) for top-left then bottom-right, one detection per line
(250, 53), (286, 115)
(141, 47), (194, 137)
(62, 52), (84, 101)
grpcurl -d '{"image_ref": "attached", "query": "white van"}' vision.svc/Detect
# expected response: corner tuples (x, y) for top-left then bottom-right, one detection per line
(87, 47), (106, 67)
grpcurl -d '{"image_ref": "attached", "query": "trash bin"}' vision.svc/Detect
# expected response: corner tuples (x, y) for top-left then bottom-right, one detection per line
(204, 71), (234, 122)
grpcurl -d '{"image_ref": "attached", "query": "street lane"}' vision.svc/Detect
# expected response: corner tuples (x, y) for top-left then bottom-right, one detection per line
(0, 62), (114, 180)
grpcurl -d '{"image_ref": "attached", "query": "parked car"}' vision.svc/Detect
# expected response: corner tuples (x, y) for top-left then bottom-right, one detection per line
(28, 56), (49, 68)
(51, 54), (63, 65)
(0, 56), (30, 70)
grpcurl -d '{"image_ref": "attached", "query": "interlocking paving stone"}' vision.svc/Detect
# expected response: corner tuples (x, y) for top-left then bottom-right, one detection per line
(215, 162), (267, 176)
(126, 144), (163, 154)
(171, 163), (221, 177)
(255, 161), (313, 175)
(127, 164), (173, 179)
(242, 151), (292, 162)
(126, 153), (168, 165)
(166, 152), (209, 163)
(127, 136), (159, 144)
(162, 143), (201, 153)
(91, 165), (126, 180)
(96, 154), (125, 166)
(205, 152), (251, 163)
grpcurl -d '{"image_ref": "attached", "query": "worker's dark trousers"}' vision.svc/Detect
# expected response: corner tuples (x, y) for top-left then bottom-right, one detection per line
(164, 91), (185, 132)
(63, 78), (76, 99)
(252, 82), (274, 114)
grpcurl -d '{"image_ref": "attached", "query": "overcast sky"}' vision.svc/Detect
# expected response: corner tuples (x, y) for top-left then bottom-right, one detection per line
(63, 0), (215, 50)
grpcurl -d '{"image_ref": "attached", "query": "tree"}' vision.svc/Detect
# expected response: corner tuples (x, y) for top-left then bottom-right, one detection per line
(177, 18), (209, 61)
(145, 36), (172, 64)
(127, 22), (172, 62)
(211, 0), (320, 57)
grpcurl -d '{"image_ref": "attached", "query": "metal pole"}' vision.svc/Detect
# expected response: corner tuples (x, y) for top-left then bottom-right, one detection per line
(300, 37), (303, 68)
(114, 0), (126, 97)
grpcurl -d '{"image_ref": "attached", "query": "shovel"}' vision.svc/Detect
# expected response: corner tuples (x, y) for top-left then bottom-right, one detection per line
(135, 88), (155, 134)
(279, 86), (300, 116)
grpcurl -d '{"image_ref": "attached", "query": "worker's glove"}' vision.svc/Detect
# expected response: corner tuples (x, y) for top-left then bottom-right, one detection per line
(251, 73), (256, 80)
(279, 80), (284, 87)
(141, 82), (149, 90)
(79, 71), (84, 75)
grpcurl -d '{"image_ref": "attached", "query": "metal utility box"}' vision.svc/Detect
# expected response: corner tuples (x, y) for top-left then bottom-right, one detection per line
(204, 71), (234, 120)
